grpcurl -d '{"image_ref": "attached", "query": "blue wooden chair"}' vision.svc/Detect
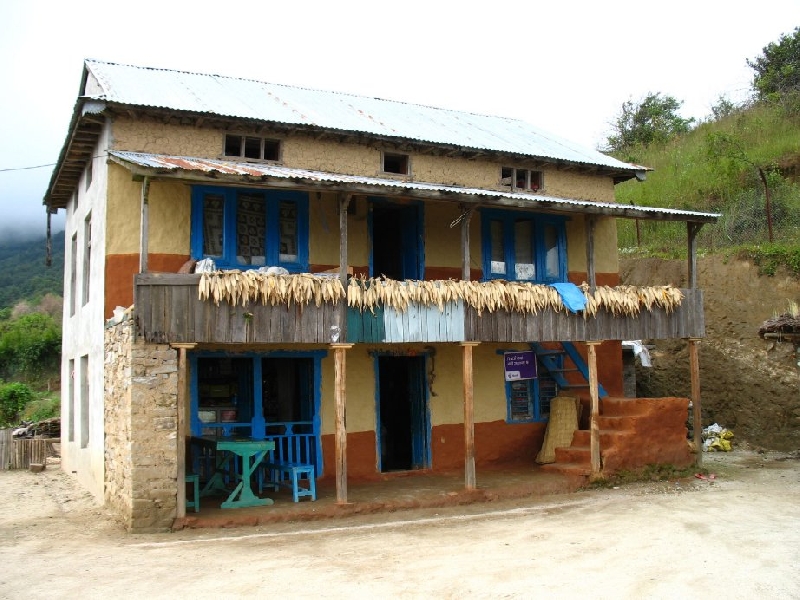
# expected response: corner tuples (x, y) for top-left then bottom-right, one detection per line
(185, 473), (200, 512)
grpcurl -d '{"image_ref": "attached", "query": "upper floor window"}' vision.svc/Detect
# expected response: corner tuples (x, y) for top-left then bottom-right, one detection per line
(85, 159), (93, 191)
(224, 134), (281, 161)
(501, 167), (542, 192)
(82, 214), (92, 306)
(191, 186), (308, 271)
(481, 210), (566, 282)
(382, 152), (410, 175)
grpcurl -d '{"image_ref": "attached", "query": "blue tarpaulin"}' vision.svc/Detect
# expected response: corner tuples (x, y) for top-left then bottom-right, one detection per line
(550, 282), (587, 313)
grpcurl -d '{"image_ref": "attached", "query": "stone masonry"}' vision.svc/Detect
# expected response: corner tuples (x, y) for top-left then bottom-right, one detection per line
(105, 317), (179, 532)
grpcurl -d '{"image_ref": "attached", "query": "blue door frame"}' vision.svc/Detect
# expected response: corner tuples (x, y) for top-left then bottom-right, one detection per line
(368, 198), (424, 280)
(374, 353), (431, 472)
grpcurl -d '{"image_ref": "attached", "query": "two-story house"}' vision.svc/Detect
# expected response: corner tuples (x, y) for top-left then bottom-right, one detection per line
(44, 59), (718, 532)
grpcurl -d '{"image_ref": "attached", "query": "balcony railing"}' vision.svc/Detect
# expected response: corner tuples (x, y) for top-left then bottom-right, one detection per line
(134, 273), (705, 344)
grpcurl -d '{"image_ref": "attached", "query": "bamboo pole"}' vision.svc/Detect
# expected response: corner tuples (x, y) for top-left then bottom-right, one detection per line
(332, 343), (353, 504)
(461, 341), (479, 490)
(586, 341), (603, 477)
(688, 338), (703, 466)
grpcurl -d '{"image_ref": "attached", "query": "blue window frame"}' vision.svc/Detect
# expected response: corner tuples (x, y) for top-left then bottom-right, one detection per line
(191, 186), (309, 271)
(499, 350), (560, 423)
(481, 209), (567, 282)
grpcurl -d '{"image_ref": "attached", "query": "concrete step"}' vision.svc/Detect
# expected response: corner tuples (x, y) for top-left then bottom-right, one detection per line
(597, 415), (640, 431)
(572, 429), (635, 446)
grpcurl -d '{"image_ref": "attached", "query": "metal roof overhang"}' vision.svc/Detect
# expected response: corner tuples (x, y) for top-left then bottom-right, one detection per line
(108, 150), (720, 224)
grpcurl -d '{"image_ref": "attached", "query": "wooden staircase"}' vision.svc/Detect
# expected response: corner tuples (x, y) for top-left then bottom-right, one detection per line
(541, 396), (694, 477)
(531, 342), (608, 398)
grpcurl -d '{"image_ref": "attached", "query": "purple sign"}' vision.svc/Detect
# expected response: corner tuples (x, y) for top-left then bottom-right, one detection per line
(504, 351), (537, 381)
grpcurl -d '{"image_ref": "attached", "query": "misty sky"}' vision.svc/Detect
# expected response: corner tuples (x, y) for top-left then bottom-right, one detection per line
(0, 0), (796, 240)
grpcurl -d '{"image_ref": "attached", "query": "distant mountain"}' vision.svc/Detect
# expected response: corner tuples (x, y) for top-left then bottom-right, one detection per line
(0, 230), (64, 310)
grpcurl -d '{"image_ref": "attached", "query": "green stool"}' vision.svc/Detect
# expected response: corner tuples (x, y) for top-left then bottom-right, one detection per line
(185, 473), (200, 513)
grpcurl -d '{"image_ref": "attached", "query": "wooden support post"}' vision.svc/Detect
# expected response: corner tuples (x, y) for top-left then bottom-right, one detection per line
(172, 342), (196, 519)
(139, 176), (150, 274)
(688, 338), (703, 466)
(687, 222), (702, 290)
(585, 216), (596, 291)
(461, 341), (479, 490)
(339, 194), (351, 288)
(460, 206), (475, 281)
(332, 343), (353, 504)
(586, 341), (603, 477)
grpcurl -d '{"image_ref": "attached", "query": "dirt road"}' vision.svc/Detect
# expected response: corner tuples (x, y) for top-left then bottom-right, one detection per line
(1, 451), (798, 599)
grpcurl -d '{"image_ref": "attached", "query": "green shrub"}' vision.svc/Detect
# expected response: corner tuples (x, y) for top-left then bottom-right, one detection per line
(21, 393), (60, 423)
(0, 381), (36, 427)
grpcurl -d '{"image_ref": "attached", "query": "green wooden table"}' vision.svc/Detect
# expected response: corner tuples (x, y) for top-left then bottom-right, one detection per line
(191, 436), (275, 509)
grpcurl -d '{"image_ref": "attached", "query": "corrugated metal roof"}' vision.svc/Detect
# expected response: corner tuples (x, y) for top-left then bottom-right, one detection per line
(86, 59), (642, 173)
(108, 151), (719, 222)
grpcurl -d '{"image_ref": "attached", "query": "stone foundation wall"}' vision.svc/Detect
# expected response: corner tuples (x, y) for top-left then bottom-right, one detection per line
(105, 319), (179, 532)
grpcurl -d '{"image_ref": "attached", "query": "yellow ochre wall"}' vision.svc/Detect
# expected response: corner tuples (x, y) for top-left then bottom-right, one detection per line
(103, 120), (622, 314)
(110, 119), (617, 201)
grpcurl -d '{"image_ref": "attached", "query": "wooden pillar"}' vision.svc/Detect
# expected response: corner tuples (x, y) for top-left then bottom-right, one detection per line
(332, 343), (353, 504)
(688, 338), (703, 466)
(586, 341), (603, 477)
(139, 176), (150, 274)
(461, 341), (480, 490)
(339, 193), (351, 288)
(585, 216), (596, 291)
(687, 222), (702, 290)
(460, 206), (475, 281)
(172, 342), (196, 519)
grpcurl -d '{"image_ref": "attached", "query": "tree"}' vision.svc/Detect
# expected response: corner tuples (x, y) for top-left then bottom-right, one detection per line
(605, 92), (695, 152)
(748, 26), (800, 104)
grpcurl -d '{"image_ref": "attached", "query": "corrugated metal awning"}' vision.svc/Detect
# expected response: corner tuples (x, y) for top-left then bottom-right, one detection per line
(108, 151), (719, 223)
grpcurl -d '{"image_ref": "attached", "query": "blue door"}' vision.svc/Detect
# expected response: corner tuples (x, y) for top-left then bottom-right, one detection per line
(369, 200), (423, 280)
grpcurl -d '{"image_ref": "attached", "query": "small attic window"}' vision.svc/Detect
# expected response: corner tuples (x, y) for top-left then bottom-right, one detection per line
(224, 135), (282, 161)
(501, 167), (542, 192)
(382, 152), (410, 175)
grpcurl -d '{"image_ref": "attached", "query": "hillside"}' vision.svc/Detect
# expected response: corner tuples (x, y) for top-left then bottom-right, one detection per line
(0, 230), (64, 310)
(622, 255), (800, 451)
(613, 103), (800, 252)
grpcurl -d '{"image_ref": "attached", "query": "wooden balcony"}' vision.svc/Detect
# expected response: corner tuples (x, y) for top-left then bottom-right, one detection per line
(134, 274), (705, 345)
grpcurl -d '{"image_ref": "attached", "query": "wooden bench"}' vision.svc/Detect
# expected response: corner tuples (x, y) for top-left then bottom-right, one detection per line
(259, 462), (316, 502)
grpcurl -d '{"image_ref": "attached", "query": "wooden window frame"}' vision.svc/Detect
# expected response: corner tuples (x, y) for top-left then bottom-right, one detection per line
(480, 209), (567, 283)
(500, 166), (543, 192)
(190, 185), (309, 271)
(223, 134), (282, 162)
(381, 152), (411, 176)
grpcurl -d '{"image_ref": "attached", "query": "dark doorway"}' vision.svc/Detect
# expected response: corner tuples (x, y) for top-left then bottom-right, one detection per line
(370, 201), (423, 280)
(261, 357), (314, 424)
(378, 355), (429, 472)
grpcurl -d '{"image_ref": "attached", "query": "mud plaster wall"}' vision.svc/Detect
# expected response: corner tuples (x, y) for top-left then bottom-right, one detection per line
(111, 119), (618, 201)
(105, 320), (179, 533)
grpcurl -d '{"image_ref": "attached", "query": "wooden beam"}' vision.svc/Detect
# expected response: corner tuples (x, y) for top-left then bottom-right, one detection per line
(459, 205), (475, 281)
(688, 338), (703, 466)
(461, 341), (480, 490)
(687, 223), (703, 289)
(139, 177), (150, 274)
(586, 341), (603, 477)
(585, 216), (597, 291)
(172, 343), (196, 520)
(332, 343), (353, 504)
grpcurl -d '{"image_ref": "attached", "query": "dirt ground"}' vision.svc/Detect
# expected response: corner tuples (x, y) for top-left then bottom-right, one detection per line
(1, 450), (798, 599)
(621, 255), (800, 450)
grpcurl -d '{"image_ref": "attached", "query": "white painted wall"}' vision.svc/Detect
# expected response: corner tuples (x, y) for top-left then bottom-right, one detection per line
(60, 122), (110, 500)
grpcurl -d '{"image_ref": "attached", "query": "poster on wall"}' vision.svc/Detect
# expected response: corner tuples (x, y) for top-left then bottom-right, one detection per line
(504, 351), (537, 382)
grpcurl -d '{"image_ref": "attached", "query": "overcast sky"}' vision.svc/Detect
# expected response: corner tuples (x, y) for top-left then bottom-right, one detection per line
(0, 0), (797, 240)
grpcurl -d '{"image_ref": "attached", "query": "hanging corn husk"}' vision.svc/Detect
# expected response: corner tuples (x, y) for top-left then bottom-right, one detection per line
(199, 271), (683, 317)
